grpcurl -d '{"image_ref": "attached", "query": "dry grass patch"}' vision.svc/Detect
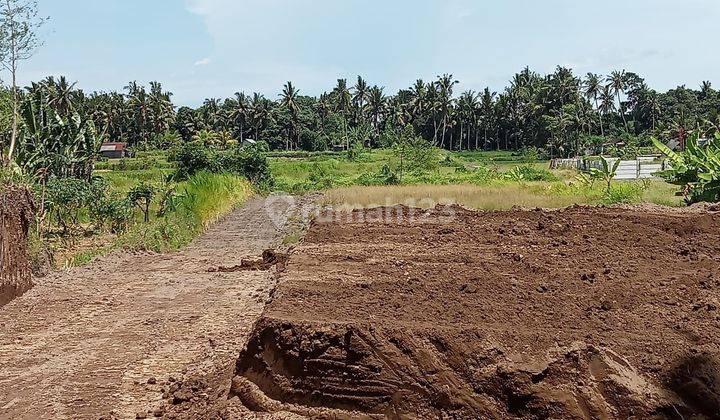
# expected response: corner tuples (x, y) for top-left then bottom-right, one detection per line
(323, 183), (595, 211)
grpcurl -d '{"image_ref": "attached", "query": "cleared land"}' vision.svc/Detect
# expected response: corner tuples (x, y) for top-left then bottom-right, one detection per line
(233, 205), (720, 418)
(0, 197), (301, 419)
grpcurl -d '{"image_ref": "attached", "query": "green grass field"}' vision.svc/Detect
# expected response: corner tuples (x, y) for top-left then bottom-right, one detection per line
(268, 148), (683, 208)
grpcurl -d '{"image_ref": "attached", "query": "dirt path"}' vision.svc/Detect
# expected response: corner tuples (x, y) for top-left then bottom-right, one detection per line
(0, 197), (301, 420)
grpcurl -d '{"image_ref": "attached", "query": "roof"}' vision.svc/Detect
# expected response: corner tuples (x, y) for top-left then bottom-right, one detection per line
(100, 142), (127, 152)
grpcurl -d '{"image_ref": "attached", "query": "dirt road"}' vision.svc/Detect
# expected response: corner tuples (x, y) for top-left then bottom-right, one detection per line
(0, 197), (299, 419)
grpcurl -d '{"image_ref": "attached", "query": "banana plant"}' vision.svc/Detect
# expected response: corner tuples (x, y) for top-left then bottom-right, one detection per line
(14, 89), (101, 181)
(589, 156), (621, 193)
(652, 133), (720, 203)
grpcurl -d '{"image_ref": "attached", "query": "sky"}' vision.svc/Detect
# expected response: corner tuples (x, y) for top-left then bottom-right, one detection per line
(19, 0), (720, 106)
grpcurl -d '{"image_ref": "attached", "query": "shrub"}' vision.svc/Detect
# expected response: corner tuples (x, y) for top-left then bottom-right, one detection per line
(44, 178), (98, 233)
(170, 142), (273, 187)
(90, 194), (133, 233)
(152, 131), (182, 150)
(504, 165), (558, 182)
(307, 163), (335, 189)
(127, 183), (156, 222)
(602, 182), (645, 205)
(392, 126), (439, 181)
(516, 147), (540, 163)
(346, 140), (369, 162)
(169, 142), (215, 179)
(356, 164), (399, 186)
(472, 165), (500, 184)
(117, 172), (252, 252)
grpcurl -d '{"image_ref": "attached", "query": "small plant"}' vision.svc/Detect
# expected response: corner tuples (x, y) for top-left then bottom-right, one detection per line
(602, 181), (645, 205)
(127, 183), (156, 222)
(574, 172), (596, 189)
(504, 165), (558, 182)
(308, 163), (335, 189)
(346, 140), (368, 162)
(156, 183), (183, 217)
(518, 147), (540, 163)
(589, 157), (621, 193)
(392, 125), (438, 182)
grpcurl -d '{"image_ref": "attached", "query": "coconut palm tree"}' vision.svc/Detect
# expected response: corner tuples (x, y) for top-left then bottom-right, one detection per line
(367, 86), (385, 140)
(231, 92), (249, 142)
(280, 81), (300, 150)
(435, 74), (458, 148)
(45, 76), (77, 116)
(608, 70), (629, 131)
(353, 76), (368, 125)
(249, 93), (270, 140)
(332, 79), (352, 149)
(584, 73), (604, 136)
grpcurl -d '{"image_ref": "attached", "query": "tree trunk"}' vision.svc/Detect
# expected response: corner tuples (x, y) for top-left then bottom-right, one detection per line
(617, 92), (628, 132)
(6, 58), (18, 163)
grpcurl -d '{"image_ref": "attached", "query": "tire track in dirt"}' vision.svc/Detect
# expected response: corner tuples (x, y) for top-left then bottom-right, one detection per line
(0, 196), (304, 419)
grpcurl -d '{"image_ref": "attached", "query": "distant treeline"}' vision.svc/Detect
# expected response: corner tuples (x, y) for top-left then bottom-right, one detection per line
(3, 67), (720, 162)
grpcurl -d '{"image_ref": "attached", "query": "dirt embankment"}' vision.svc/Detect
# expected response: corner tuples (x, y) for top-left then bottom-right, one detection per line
(233, 205), (720, 419)
(0, 186), (35, 307)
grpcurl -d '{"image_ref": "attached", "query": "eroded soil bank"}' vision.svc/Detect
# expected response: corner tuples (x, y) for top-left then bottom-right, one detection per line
(0, 186), (35, 307)
(234, 205), (720, 419)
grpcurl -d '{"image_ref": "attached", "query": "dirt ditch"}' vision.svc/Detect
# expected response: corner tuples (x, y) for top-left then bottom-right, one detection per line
(0, 186), (35, 307)
(233, 205), (720, 419)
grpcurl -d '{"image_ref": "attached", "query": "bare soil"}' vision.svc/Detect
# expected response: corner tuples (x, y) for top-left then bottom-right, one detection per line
(0, 186), (35, 307)
(234, 205), (720, 419)
(0, 197), (306, 419)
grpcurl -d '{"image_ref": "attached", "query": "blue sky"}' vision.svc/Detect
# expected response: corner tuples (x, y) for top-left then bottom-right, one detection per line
(21, 0), (719, 106)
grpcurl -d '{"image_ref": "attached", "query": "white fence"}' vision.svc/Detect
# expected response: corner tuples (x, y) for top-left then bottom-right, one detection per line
(551, 156), (667, 180)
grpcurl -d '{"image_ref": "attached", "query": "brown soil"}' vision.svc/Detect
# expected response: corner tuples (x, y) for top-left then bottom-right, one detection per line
(234, 205), (720, 419)
(0, 196), (311, 419)
(0, 186), (35, 307)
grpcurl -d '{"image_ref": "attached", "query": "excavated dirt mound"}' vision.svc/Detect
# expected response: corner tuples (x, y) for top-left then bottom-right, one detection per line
(0, 186), (35, 307)
(233, 205), (720, 419)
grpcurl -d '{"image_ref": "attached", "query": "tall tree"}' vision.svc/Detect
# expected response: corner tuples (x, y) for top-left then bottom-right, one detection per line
(353, 76), (368, 125)
(608, 70), (629, 131)
(332, 79), (351, 149)
(280, 81), (300, 150)
(0, 0), (45, 163)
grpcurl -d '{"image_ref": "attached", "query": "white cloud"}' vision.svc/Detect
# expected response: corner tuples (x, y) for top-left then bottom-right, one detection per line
(194, 57), (211, 66)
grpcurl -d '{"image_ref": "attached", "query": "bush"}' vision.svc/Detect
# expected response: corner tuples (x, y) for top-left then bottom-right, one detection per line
(472, 165), (500, 184)
(90, 194), (133, 233)
(307, 163), (335, 189)
(392, 126), (439, 181)
(169, 142), (215, 179)
(602, 182), (646, 205)
(503, 165), (558, 182)
(170, 142), (273, 187)
(152, 131), (182, 150)
(44, 178), (101, 233)
(127, 183), (156, 222)
(515, 147), (541, 163)
(356, 165), (399, 186)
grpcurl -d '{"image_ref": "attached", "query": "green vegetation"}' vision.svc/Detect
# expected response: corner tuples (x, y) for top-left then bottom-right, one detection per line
(114, 172), (252, 253)
(0, 2), (711, 272)
(653, 133), (720, 204)
(589, 157), (622, 193)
